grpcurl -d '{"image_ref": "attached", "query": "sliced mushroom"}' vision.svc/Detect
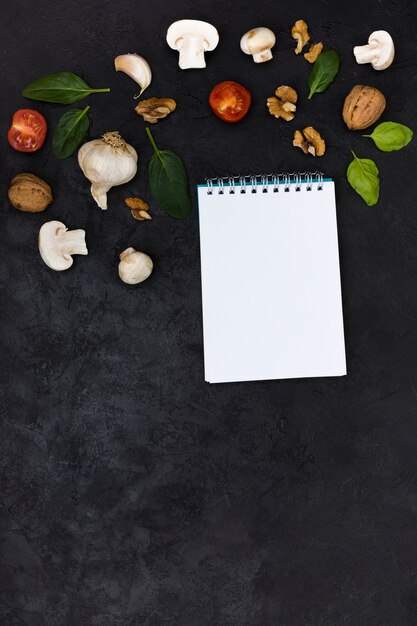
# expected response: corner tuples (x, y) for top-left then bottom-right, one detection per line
(240, 27), (276, 63)
(166, 20), (219, 69)
(353, 31), (394, 70)
(38, 221), (88, 271)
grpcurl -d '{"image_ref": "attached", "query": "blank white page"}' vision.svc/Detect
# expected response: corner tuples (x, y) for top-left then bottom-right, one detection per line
(197, 180), (346, 383)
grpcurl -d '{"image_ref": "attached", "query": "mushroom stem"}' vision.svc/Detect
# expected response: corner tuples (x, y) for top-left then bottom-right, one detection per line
(178, 36), (207, 69)
(253, 49), (273, 63)
(58, 228), (88, 257)
(354, 42), (379, 64)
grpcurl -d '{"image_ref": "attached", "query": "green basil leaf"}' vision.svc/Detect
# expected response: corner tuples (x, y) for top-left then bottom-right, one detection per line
(364, 121), (413, 152)
(146, 128), (192, 219)
(52, 106), (90, 159)
(308, 50), (340, 99)
(347, 151), (379, 206)
(23, 72), (110, 104)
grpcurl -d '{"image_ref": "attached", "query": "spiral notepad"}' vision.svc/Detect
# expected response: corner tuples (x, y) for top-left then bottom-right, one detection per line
(197, 173), (346, 383)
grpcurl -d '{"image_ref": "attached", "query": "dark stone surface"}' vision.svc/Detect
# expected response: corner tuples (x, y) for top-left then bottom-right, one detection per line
(1, 0), (417, 624)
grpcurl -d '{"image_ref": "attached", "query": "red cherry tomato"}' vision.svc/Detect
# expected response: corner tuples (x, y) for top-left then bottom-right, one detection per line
(7, 109), (47, 152)
(209, 81), (251, 123)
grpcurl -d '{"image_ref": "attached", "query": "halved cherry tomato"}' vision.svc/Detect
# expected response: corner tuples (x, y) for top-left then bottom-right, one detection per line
(7, 109), (47, 152)
(209, 81), (251, 123)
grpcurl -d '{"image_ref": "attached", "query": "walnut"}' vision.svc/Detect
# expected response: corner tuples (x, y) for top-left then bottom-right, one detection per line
(291, 20), (310, 54)
(8, 173), (53, 212)
(125, 197), (152, 221)
(135, 97), (176, 124)
(293, 127), (326, 156)
(304, 42), (323, 63)
(267, 86), (298, 121)
(342, 85), (386, 130)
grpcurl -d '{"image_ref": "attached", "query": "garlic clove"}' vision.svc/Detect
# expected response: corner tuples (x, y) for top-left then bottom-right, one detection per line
(114, 53), (152, 97)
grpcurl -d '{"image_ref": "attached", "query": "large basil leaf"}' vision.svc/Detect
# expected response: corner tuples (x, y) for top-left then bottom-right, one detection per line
(52, 106), (90, 159)
(308, 50), (340, 99)
(23, 72), (110, 104)
(347, 151), (379, 206)
(364, 121), (413, 152)
(146, 128), (192, 219)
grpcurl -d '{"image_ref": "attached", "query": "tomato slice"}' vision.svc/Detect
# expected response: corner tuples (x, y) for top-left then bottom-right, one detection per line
(7, 109), (47, 152)
(209, 81), (251, 123)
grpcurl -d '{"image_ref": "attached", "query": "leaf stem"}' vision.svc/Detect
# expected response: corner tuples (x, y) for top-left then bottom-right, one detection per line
(92, 88), (111, 93)
(145, 127), (161, 158)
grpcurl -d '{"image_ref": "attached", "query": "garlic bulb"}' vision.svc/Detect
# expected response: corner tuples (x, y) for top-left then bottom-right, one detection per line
(78, 132), (138, 210)
(114, 53), (152, 97)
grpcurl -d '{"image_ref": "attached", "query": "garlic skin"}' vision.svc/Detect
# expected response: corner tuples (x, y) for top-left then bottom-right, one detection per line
(118, 247), (153, 284)
(78, 132), (138, 210)
(114, 53), (152, 97)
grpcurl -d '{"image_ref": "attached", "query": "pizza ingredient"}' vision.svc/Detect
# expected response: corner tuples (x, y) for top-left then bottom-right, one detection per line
(342, 85), (386, 130)
(353, 31), (394, 70)
(78, 131), (138, 210)
(304, 42), (324, 63)
(135, 97), (176, 123)
(52, 106), (90, 159)
(166, 20), (219, 69)
(23, 72), (110, 104)
(267, 86), (298, 121)
(114, 53), (152, 97)
(240, 27), (276, 63)
(209, 81), (251, 123)
(292, 20), (310, 54)
(293, 127), (326, 156)
(118, 248), (153, 284)
(308, 50), (340, 99)
(146, 127), (192, 219)
(38, 221), (88, 271)
(125, 197), (152, 221)
(7, 109), (47, 152)
(8, 173), (53, 212)
(346, 151), (379, 206)
(363, 122), (413, 152)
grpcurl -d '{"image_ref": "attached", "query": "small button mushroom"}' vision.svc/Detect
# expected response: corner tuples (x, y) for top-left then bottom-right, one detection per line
(353, 30), (395, 70)
(38, 221), (88, 271)
(166, 19), (219, 69)
(118, 247), (153, 284)
(240, 27), (276, 63)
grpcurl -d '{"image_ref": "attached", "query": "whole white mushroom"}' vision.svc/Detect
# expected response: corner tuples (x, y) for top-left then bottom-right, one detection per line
(118, 247), (153, 285)
(240, 27), (276, 63)
(353, 31), (395, 70)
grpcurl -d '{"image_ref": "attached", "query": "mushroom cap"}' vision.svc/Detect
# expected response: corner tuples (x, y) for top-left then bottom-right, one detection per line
(240, 27), (276, 55)
(368, 30), (394, 68)
(38, 221), (73, 271)
(166, 19), (219, 52)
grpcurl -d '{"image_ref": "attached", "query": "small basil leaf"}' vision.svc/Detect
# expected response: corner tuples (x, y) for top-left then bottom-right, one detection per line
(308, 50), (340, 99)
(364, 121), (413, 152)
(23, 72), (110, 104)
(347, 151), (379, 206)
(146, 128), (192, 219)
(52, 106), (90, 159)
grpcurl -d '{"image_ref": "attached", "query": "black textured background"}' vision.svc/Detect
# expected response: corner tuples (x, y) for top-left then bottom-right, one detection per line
(2, 0), (417, 624)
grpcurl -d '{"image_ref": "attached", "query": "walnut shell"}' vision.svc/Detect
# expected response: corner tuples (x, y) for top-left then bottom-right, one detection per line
(8, 173), (53, 212)
(342, 85), (386, 130)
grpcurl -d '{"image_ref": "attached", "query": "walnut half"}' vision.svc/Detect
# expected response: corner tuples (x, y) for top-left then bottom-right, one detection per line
(293, 127), (326, 157)
(291, 20), (310, 54)
(125, 197), (152, 221)
(304, 42), (323, 63)
(135, 97), (176, 124)
(267, 86), (298, 122)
